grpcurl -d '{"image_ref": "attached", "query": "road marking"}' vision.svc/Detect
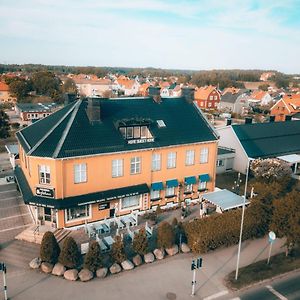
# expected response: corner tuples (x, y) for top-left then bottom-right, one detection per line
(0, 224), (32, 233)
(266, 285), (288, 300)
(203, 290), (229, 300)
(0, 212), (30, 221)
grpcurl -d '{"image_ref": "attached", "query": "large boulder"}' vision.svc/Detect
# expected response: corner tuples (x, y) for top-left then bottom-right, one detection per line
(41, 262), (53, 274)
(29, 257), (41, 269)
(153, 248), (165, 260)
(109, 263), (121, 274)
(52, 263), (66, 276)
(132, 254), (142, 266)
(96, 267), (108, 278)
(180, 243), (191, 253)
(166, 245), (179, 256)
(144, 252), (155, 263)
(78, 269), (93, 282)
(64, 269), (78, 281)
(121, 260), (134, 271)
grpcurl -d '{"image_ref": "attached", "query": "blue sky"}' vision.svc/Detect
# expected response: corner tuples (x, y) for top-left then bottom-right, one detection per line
(0, 0), (300, 73)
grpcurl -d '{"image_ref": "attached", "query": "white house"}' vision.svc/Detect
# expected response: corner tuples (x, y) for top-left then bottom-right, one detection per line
(217, 120), (300, 174)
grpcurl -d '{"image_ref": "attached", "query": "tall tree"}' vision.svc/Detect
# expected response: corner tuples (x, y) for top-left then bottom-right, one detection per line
(111, 235), (126, 263)
(8, 79), (31, 100)
(0, 110), (10, 139)
(83, 241), (102, 272)
(62, 78), (77, 94)
(132, 228), (148, 255)
(40, 231), (60, 264)
(58, 236), (80, 268)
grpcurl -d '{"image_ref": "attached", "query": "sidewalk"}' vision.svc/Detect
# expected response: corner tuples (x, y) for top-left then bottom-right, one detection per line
(0, 236), (286, 300)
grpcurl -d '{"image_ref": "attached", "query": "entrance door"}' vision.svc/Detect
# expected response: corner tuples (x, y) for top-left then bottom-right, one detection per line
(109, 208), (115, 218)
(44, 207), (52, 222)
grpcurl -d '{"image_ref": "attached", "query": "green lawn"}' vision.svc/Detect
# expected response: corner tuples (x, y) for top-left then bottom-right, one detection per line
(226, 250), (300, 290)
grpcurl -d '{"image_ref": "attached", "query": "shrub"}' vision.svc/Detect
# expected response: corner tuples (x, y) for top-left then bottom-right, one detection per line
(184, 202), (268, 253)
(172, 217), (178, 228)
(40, 231), (60, 264)
(156, 205), (162, 215)
(58, 236), (80, 268)
(132, 228), (148, 255)
(157, 222), (175, 249)
(111, 235), (126, 263)
(83, 241), (102, 273)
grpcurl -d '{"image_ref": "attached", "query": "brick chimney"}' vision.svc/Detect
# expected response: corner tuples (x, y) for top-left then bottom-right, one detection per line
(149, 86), (161, 103)
(181, 87), (195, 103)
(86, 98), (101, 124)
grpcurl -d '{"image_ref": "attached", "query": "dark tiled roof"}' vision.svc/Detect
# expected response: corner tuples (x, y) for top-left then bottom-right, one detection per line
(15, 166), (149, 209)
(16, 102), (60, 112)
(221, 90), (248, 104)
(16, 97), (218, 158)
(232, 120), (300, 158)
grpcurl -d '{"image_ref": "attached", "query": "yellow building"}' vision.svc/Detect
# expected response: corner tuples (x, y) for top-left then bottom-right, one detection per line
(15, 95), (218, 229)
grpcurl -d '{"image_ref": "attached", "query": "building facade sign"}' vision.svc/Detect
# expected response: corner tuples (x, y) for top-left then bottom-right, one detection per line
(36, 187), (55, 198)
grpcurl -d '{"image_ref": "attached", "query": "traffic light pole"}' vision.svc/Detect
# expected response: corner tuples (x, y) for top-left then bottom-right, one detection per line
(1, 263), (8, 300)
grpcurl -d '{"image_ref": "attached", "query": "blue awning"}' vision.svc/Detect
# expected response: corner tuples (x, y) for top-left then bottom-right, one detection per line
(151, 182), (164, 191)
(185, 176), (196, 185)
(166, 179), (179, 188)
(199, 174), (210, 182)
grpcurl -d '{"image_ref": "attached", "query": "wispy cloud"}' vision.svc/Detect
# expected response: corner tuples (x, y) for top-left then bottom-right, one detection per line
(0, 0), (299, 72)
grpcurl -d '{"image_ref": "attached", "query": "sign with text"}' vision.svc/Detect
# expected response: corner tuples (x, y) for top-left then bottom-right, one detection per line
(98, 203), (109, 210)
(36, 187), (55, 199)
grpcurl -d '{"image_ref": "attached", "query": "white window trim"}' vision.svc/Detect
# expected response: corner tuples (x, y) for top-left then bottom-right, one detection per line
(152, 153), (161, 171)
(112, 159), (123, 177)
(65, 205), (92, 224)
(165, 186), (175, 197)
(150, 189), (160, 200)
(74, 163), (87, 184)
(167, 152), (176, 169)
(119, 195), (142, 212)
(39, 165), (51, 185)
(200, 148), (209, 164)
(130, 156), (141, 174)
(185, 150), (195, 166)
(198, 181), (207, 191)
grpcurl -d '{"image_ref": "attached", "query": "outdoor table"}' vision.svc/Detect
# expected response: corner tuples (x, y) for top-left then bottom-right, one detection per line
(103, 236), (115, 248)
(99, 239), (108, 252)
(94, 224), (104, 234)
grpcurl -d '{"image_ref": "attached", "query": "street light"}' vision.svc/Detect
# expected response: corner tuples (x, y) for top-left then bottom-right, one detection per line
(232, 172), (242, 195)
(235, 159), (251, 280)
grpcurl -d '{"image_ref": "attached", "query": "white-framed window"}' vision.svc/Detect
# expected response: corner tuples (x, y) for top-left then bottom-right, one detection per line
(121, 195), (140, 209)
(141, 126), (148, 138)
(198, 181), (207, 191)
(167, 152), (176, 169)
(119, 127), (126, 138)
(74, 163), (87, 183)
(66, 205), (90, 222)
(214, 96), (218, 100)
(185, 150), (195, 166)
(208, 102), (212, 107)
(201, 101), (204, 106)
(216, 159), (224, 167)
(152, 153), (161, 171)
(130, 157), (141, 174)
(200, 148), (209, 164)
(210, 96), (213, 100)
(184, 184), (193, 193)
(134, 127), (141, 139)
(126, 127), (133, 139)
(165, 187), (175, 197)
(112, 159), (123, 177)
(39, 165), (50, 184)
(150, 189), (160, 200)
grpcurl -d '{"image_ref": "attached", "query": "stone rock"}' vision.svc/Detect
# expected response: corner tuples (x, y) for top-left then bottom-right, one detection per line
(180, 243), (191, 253)
(144, 252), (155, 263)
(121, 260), (134, 270)
(132, 254), (142, 266)
(109, 263), (122, 274)
(29, 257), (41, 269)
(166, 245), (179, 256)
(96, 267), (108, 278)
(52, 263), (66, 276)
(153, 248), (165, 260)
(41, 262), (53, 273)
(78, 269), (93, 282)
(64, 269), (78, 281)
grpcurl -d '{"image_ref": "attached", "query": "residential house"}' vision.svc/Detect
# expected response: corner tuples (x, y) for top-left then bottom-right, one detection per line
(15, 95), (218, 228)
(216, 147), (235, 174)
(194, 85), (220, 109)
(0, 81), (15, 102)
(270, 94), (300, 121)
(219, 89), (250, 115)
(217, 119), (300, 174)
(116, 78), (140, 96)
(138, 83), (150, 97)
(73, 77), (112, 97)
(15, 103), (61, 122)
(248, 90), (273, 106)
(260, 72), (275, 82)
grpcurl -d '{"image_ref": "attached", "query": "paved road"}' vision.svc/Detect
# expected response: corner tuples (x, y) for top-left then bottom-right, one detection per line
(224, 271), (300, 300)
(0, 236), (287, 300)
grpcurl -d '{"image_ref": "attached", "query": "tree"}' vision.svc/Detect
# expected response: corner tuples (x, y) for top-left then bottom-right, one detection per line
(270, 191), (300, 254)
(62, 78), (77, 94)
(0, 110), (10, 139)
(111, 235), (126, 263)
(83, 241), (102, 272)
(157, 222), (175, 249)
(251, 158), (292, 182)
(58, 236), (80, 268)
(132, 228), (148, 255)
(40, 231), (60, 264)
(8, 79), (31, 100)
(258, 84), (269, 91)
